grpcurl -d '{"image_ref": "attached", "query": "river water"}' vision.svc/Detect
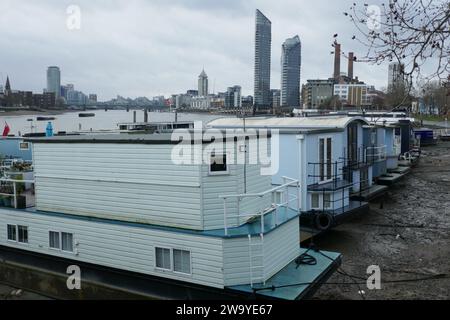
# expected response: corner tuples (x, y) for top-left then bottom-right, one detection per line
(0, 110), (223, 136)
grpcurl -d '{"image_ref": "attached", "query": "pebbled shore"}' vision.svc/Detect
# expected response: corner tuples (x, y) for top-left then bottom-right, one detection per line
(313, 142), (450, 300)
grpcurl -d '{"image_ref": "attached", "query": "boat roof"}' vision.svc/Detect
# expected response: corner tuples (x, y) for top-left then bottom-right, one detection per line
(24, 131), (270, 144)
(208, 116), (369, 132)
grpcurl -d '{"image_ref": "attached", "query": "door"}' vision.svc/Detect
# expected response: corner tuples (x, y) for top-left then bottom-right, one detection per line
(319, 137), (332, 183)
(347, 124), (358, 165)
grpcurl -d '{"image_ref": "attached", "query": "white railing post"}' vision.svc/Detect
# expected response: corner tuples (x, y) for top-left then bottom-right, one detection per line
(237, 197), (240, 225)
(297, 181), (301, 213)
(260, 196), (265, 234)
(223, 198), (228, 236)
(13, 182), (17, 209)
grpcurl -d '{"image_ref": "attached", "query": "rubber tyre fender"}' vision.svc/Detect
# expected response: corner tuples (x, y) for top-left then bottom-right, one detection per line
(315, 212), (334, 231)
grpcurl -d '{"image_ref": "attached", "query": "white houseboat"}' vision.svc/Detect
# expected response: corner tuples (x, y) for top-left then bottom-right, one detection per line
(0, 132), (341, 300)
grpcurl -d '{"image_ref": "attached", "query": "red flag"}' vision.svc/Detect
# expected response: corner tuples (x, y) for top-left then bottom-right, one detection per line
(2, 122), (10, 137)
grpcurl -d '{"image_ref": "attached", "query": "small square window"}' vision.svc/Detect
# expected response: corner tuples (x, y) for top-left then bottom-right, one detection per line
(18, 226), (28, 243)
(7, 224), (17, 241)
(173, 249), (191, 274)
(49, 231), (60, 249)
(155, 247), (171, 270)
(209, 154), (228, 174)
(62, 232), (73, 252)
(19, 142), (30, 150)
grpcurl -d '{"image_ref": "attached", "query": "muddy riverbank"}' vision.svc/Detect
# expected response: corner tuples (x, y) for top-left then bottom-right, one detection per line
(313, 142), (450, 300)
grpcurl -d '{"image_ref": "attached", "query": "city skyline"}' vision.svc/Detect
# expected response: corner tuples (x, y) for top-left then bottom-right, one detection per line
(0, 0), (410, 101)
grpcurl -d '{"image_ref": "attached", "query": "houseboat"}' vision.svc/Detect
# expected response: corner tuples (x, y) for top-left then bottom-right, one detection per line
(208, 116), (374, 231)
(0, 132), (341, 300)
(117, 121), (194, 133)
(0, 137), (33, 162)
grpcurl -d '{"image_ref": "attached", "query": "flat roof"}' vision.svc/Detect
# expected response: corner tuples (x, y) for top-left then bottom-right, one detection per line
(208, 116), (369, 131)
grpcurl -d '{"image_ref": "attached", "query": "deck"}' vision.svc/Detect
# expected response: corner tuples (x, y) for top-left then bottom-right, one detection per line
(350, 184), (388, 201)
(377, 172), (408, 186)
(0, 205), (299, 239)
(227, 248), (342, 300)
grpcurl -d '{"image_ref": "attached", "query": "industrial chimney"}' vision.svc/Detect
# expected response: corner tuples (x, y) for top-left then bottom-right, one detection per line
(348, 52), (354, 81)
(333, 41), (341, 81)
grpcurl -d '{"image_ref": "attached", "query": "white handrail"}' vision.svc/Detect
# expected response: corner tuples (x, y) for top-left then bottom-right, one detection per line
(219, 177), (298, 200)
(0, 178), (35, 209)
(220, 177), (300, 236)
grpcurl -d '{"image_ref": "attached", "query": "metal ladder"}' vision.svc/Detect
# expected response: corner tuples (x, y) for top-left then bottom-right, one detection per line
(248, 233), (265, 287)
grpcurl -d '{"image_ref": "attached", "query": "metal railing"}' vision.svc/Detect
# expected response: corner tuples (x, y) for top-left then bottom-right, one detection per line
(219, 177), (300, 236)
(0, 178), (35, 209)
(365, 145), (387, 163)
(308, 160), (348, 190)
(342, 146), (368, 169)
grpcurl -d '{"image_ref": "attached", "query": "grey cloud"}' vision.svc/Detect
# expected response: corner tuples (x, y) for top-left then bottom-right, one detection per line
(0, 0), (394, 100)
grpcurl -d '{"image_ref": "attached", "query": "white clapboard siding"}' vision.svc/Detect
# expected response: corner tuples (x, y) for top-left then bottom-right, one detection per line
(33, 143), (203, 230)
(222, 217), (300, 286)
(201, 164), (272, 230)
(0, 209), (225, 288)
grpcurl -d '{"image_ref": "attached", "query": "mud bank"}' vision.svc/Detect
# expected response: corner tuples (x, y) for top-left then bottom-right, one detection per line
(313, 142), (450, 300)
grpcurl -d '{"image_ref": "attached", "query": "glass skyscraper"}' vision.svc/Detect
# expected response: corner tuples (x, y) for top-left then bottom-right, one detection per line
(254, 9), (271, 110)
(280, 35), (301, 107)
(47, 66), (61, 98)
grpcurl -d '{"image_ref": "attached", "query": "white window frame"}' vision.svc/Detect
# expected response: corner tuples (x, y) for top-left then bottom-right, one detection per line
(7, 224), (29, 244)
(208, 152), (230, 176)
(61, 232), (74, 253)
(17, 225), (29, 244)
(154, 246), (172, 272)
(7, 224), (17, 242)
(49, 230), (61, 250)
(318, 136), (333, 184)
(154, 246), (193, 276)
(323, 193), (333, 210)
(172, 248), (192, 276)
(310, 193), (333, 210)
(311, 193), (320, 210)
(48, 230), (74, 253)
(19, 141), (30, 150)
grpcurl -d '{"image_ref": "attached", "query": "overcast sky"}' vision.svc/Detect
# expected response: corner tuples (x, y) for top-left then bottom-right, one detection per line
(0, 0), (392, 101)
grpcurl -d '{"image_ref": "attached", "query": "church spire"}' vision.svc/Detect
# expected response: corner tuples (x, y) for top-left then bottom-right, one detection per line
(5, 76), (11, 96)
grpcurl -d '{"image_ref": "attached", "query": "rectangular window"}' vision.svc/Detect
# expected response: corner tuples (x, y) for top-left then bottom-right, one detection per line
(19, 142), (30, 150)
(326, 138), (332, 180)
(319, 138), (332, 182)
(155, 247), (171, 270)
(7, 224), (17, 241)
(209, 153), (228, 174)
(49, 231), (60, 249)
(61, 232), (73, 252)
(173, 249), (191, 274)
(311, 194), (320, 209)
(319, 139), (325, 181)
(323, 193), (332, 209)
(18, 226), (28, 243)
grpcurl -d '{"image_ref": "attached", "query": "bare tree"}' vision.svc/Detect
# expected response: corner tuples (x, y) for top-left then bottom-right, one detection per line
(345, 0), (450, 83)
(419, 80), (450, 114)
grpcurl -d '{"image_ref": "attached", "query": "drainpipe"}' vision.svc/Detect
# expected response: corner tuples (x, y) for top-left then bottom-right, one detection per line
(296, 134), (307, 213)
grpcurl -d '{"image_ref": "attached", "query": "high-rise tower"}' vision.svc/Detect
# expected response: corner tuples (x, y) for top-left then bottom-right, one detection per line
(280, 35), (301, 107)
(254, 9), (272, 111)
(198, 69), (208, 97)
(47, 66), (61, 98)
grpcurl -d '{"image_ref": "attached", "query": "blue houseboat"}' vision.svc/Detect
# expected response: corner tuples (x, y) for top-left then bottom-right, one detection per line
(208, 116), (372, 231)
